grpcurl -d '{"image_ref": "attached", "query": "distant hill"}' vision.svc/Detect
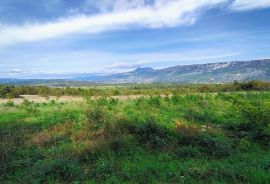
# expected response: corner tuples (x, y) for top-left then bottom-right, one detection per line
(1, 59), (270, 84)
(0, 79), (98, 87)
(82, 59), (270, 83)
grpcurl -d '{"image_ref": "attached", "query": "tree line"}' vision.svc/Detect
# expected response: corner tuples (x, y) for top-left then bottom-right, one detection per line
(0, 80), (270, 98)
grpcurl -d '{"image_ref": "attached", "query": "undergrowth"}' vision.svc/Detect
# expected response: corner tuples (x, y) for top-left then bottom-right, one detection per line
(1, 92), (270, 183)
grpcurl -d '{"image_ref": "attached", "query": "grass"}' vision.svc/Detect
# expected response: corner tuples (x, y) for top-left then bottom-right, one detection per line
(0, 91), (270, 183)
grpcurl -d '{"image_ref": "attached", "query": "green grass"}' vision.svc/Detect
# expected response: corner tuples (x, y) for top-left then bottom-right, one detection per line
(1, 92), (270, 183)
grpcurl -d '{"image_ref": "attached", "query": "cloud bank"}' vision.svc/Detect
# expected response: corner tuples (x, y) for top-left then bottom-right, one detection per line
(230, 0), (270, 11)
(0, 0), (227, 47)
(0, 0), (269, 47)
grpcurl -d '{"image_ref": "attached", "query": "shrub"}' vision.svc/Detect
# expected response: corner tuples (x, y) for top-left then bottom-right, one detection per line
(200, 134), (234, 158)
(262, 158), (270, 171)
(3, 101), (15, 107)
(147, 96), (162, 107)
(0, 86), (19, 98)
(29, 157), (84, 183)
(249, 169), (270, 184)
(113, 89), (120, 95)
(135, 97), (147, 108)
(89, 159), (117, 181)
(97, 97), (109, 106)
(171, 95), (182, 104)
(175, 122), (202, 146)
(231, 97), (270, 142)
(176, 122), (233, 157)
(174, 146), (202, 158)
(108, 98), (119, 110)
(108, 134), (134, 153)
(135, 120), (168, 150)
(19, 99), (38, 113)
(238, 138), (252, 151)
(186, 164), (248, 183)
(31, 132), (52, 146)
(50, 99), (56, 105)
(86, 107), (107, 130)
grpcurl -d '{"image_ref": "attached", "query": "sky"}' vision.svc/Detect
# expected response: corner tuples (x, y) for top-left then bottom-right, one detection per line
(0, 0), (270, 79)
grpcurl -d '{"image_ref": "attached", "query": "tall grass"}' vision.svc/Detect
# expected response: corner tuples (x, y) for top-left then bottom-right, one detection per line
(0, 92), (270, 183)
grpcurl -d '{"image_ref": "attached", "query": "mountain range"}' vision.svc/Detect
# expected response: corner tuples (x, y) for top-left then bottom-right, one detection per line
(76, 59), (270, 83)
(1, 59), (270, 84)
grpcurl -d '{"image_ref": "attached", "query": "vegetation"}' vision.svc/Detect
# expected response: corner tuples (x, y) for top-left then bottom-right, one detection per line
(0, 80), (270, 98)
(0, 83), (270, 183)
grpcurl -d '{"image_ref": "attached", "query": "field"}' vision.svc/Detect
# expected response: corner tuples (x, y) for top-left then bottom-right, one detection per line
(1, 82), (270, 183)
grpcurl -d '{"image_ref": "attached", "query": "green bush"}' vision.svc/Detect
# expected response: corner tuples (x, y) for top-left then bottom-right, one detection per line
(249, 169), (270, 184)
(147, 96), (162, 107)
(0, 86), (19, 98)
(200, 134), (234, 157)
(135, 120), (168, 150)
(89, 159), (117, 181)
(19, 99), (38, 113)
(3, 101), (15, 107)
(174, 146), (202, 158)
(230, 96), (270, 142)
(86, 106), (107, 130)
(176, 124), (234, 157)
(29, 157), (84, 183)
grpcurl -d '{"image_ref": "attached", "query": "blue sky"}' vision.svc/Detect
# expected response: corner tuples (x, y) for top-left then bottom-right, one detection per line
(0, 0), (270, 78)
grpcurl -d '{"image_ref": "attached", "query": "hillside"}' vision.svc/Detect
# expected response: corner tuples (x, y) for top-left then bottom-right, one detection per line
(1, 59), (270, 84)
(93, 59), (270, 83)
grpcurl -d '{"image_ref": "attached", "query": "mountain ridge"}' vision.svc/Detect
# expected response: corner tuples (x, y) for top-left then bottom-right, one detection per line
(89, 59), (270, 83)
(1, 59), (270, 84)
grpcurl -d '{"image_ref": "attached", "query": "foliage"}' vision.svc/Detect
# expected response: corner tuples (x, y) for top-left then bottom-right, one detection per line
(1, 80), (270, 98)
(226, 94), (270, 143)
(135, 119), (168, 149)
(86, 106), (108, 130)
(1, 89), (270, 183)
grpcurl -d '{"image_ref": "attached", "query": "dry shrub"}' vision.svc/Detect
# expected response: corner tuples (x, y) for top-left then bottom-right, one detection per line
(175, 120), (234, 157)
(71, 130), (93, 143)
(71, 128), (107, 153)
(30, 121), (73, 146)
(175, 119), (219, 135)
(48, 121), (73, 136)
(175, 120), (201, 136)
(72, 132), (107, 158)
(175, 120), (204, 146)
(30, 132), (52, 146)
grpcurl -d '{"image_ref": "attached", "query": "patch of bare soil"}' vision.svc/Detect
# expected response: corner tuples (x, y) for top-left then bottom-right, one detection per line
(0, 94), (173, 105)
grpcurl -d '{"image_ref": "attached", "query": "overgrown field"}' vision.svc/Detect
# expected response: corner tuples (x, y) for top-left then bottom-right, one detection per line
(1, 91), (270, 183)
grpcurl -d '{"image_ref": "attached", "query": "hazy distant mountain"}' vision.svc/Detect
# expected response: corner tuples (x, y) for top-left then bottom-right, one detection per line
(1, 59), (270, 84)
(82, 59), (270, 83)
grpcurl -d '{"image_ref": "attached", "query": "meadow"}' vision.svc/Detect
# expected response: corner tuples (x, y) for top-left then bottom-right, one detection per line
(0, 82), (270, 183)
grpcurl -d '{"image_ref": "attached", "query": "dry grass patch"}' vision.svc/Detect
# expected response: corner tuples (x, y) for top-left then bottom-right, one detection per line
(29, 121), (73, 146)
(30, 131), (52, 146)
(175, 120), (202, 136)
(48, 121), (73, 136)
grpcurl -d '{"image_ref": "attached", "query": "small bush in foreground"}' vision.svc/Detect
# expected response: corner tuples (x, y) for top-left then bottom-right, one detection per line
(86, 107), (107, 130)
(135, 120), (168, 150)
(228, 96), (270, 143)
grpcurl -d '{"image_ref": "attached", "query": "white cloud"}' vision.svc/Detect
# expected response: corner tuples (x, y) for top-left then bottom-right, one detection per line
(3, 68), (41, 77)
(83, 0), (146, 12)
(1, 0), (269, 48)
(230, 0), (270, 11)
(107, 60), (148, 70)
(0, 0), (228, 47)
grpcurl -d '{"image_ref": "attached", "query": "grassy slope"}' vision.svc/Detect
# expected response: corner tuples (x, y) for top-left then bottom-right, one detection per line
(1, 92), (270, 183)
